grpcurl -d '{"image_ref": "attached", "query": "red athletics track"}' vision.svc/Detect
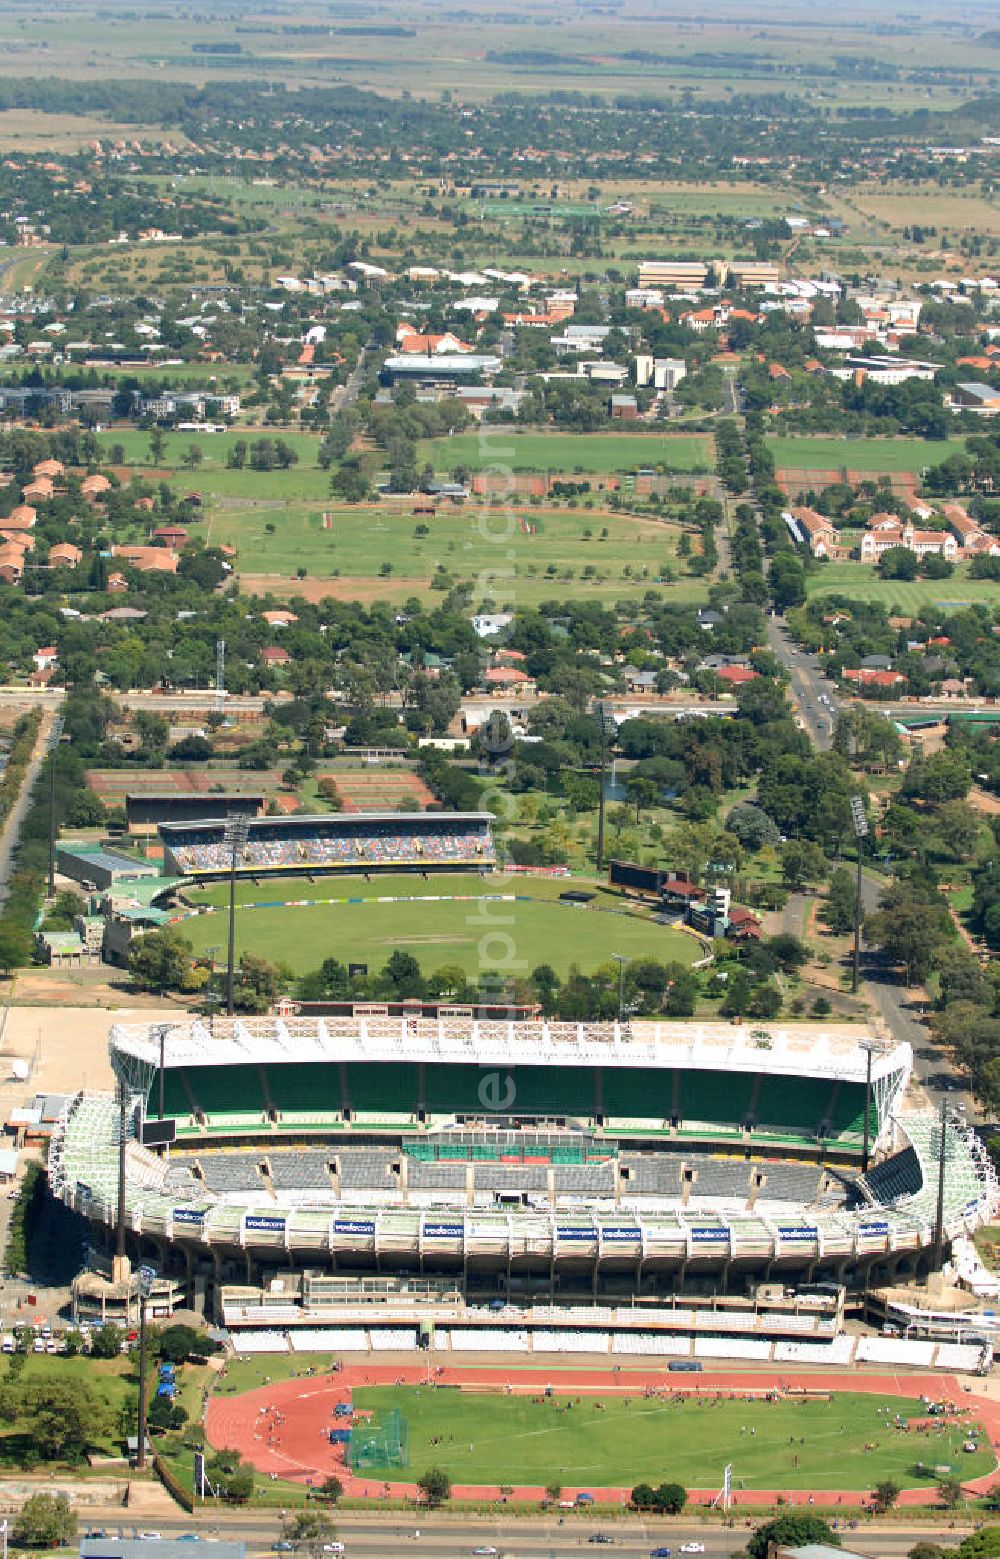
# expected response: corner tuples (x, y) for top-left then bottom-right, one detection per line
(206, 1363), (1000, 1508)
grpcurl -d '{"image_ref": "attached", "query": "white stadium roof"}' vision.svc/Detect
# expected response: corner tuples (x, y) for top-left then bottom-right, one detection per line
(109, 1016), (910, 1085)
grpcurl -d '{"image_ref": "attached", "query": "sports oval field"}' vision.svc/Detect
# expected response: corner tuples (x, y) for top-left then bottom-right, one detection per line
(182, 872), (697, 980)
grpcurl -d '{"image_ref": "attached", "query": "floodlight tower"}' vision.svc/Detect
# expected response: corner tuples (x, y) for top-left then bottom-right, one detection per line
(850, 794), (869, 995)
(224, 814), (249, 1016)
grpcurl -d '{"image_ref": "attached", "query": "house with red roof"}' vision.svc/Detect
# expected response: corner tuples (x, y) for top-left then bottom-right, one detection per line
(716, 664), (759, 686)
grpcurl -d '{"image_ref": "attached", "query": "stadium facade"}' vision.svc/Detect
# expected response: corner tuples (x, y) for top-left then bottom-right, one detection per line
(48, 1015), (998, 1332)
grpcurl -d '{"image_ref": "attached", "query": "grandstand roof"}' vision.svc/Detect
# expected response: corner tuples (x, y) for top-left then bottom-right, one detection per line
(109, 1015), (909, 1085)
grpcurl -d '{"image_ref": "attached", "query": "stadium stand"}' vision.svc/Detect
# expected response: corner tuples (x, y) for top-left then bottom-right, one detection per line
(694, 1336), (774, 1360)
(855, 1336), (936, 1367)
(933, 1342), (986, 1372)
(773, 1337), (857, 1365)
(532, 1330), (609, 1353)
(612, 1332), (693, 1356)
(232, 1331), (290, 1354)
(367, 1328), (419, 1351)
(289, 1329), (368, 1352)
(160, 812), (496, 878)
(450, 1330), (530, 1351)
(195, 1154), (265, 1193)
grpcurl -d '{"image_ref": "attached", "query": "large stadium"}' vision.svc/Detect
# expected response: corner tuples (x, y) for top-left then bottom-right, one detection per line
(47, 806), (999, 1374)
(49, 1010), (997, 1361)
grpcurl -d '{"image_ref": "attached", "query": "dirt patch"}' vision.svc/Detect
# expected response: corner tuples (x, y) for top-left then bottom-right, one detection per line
(238, 573), (432, 602)
(970, 784), (1000, 816)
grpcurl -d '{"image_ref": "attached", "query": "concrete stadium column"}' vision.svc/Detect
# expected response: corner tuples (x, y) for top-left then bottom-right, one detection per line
(546, 1166), (555, 1206)
(399, 1153), (409, 1206)
(330, 1155), (341, 1197)
(680, 1164), (693, 1207)
(465, 1162), (475, 1208)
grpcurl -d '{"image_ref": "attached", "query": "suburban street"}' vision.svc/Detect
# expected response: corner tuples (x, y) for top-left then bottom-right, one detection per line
(68, 1507), (981, 1558)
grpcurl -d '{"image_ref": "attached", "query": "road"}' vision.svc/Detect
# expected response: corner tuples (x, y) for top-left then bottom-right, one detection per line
(72, 1508), (980, 1558)
(0, 698), (63, 911)
(764, 616), (839, 752)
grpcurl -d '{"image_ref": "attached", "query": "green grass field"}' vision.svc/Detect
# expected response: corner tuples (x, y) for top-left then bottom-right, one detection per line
(202, 503), (685, 591)
(805, 563), (1000, 610)
(767, 435), (969, 474)
(182, 872), (696, 978)
(0, 1354), (135, 1466)
(352, 1385), (994, 1490)
(417, 431), (713, 475)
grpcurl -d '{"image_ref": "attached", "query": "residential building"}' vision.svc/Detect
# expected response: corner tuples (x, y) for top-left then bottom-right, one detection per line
(610, 394), (638, 420)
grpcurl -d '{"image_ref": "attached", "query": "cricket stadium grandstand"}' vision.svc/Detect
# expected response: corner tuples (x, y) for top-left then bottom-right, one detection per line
(47, 1015), (999, 1363)
(159, 812), (495, 880)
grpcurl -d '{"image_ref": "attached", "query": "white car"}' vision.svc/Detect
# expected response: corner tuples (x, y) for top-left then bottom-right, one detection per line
(680, 1545), (705, 1554)
(322, 1546), (345, 1556)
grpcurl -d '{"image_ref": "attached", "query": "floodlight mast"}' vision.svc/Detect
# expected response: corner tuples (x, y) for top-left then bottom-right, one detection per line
(850, 795), (869, 996)
(224, 814), (249, 1017)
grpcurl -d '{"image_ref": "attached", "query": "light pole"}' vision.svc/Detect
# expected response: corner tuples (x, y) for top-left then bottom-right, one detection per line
(612, 953), (630, 1024)
(595, 703), (615, 874)
(849, 795), (869, 995)
(859, 1036), (878, 1175)
(135, 1262), (156, 1471)
(933, 1097), (958, 1272)
(224, 815), (249, 1017)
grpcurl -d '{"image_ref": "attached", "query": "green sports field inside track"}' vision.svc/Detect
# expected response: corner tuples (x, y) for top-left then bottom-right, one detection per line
(351, 1385), (993, 1490)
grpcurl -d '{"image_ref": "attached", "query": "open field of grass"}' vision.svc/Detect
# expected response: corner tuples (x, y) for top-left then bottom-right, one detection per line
(767, 436), (969, 475)
(182, 871), (696, 978)
(0, 1354), (134, 1466)
(352, 1384), (993, 1490)
(805, 563), (1000, 611)
(419, 431), (712, 475)
(203, 502), (684, 592)
(97, 427), (323, 471)
(844, 182), (1000, 239)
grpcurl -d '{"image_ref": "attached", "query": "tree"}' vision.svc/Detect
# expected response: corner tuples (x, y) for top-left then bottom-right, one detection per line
(631, 1483), (656, 1509)
(747, 1516), (840, 1559)
(282, 1509), (339, 1554)
(909, 1545), (945, 1559)
(232, 953), (284, 1013)
(726, 803), (779, 851)
(769, 552), (806, 610)
(319, 1475), (344, 1504)
(158, 1323), (205, 1363)
(207, 1447), (254, 1504)
(872, 1478), (901, 1513)
(12, 1492), (76, 1548)
(878, 546), (919, 580)
(183, 444), (203, 469)
(545, 1482), (562, 1503)
(148, 427), (166, 464)
(823, 868), (857, 935)
(0, 920), (33, 975)
(957, 1528), (1000, 1559)
(383, 950), (424, 999)
(938, 1479), (963, 1511)
(89, 1323), (123, 1360)
(148, 1394), (188, 1432)
(780, 839), (827, 890)
(417, 1467), (452, 1506)
(0, 1375), (114, 1461)
(652, 1481), (687, 1513)
(866, 884), (953, 985)
(767, 934), (809, 973)
(128, 928), (195, 995)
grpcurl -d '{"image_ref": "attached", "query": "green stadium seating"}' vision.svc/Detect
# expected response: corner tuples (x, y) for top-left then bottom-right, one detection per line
(178, 1066), (266, 1126)
(508, 1067), (594, 1119)
(678, 1069), (753, 1135)
(603, 1067), (671, 1123)
(345, 1062), (419, 1118)
(265, 1063), (341, 1116)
